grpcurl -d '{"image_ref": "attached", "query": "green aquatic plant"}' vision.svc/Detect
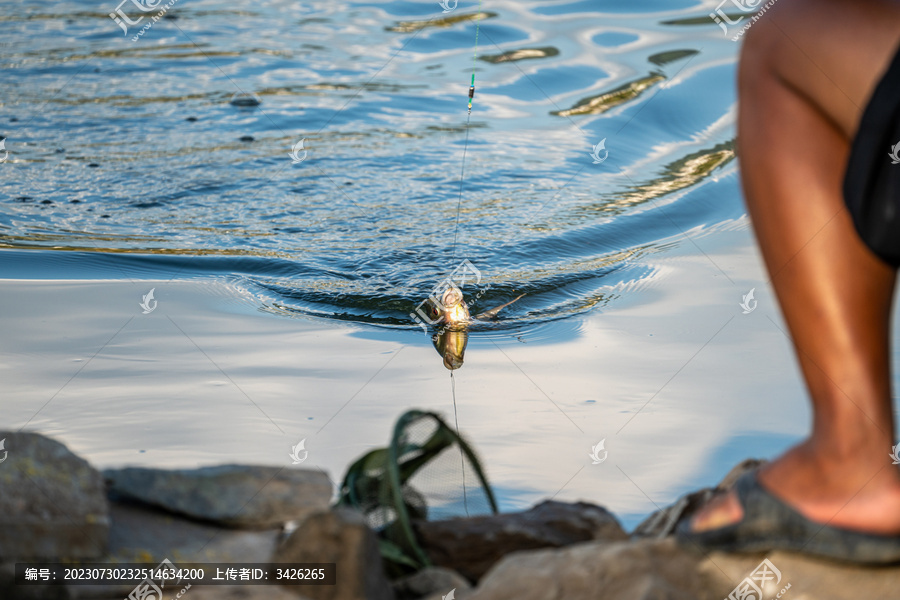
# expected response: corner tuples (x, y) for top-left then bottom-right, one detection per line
(336, 409), (498, 577)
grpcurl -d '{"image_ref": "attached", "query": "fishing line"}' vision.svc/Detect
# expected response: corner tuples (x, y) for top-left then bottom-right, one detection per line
(450, 0), (483, 263)
(448, 0), (483, 519)
(445, 2), (484, 518)
(450, 370), (470, 515)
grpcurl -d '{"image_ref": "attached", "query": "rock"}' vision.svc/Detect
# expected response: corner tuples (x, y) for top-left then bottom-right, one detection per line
(169, 584), (311, 600)
(632, 459), (764, 538)
(0, 431), (109, 561)
(464, 538), (719, 600)
(57, 497), (286, 599)
(414, 501), (628, 583)
(68, 583), (309, 600)
(393, 567), (470, 600)
(103, 465), (332, 528)
(230, 92), (261, 107)
(107, 497), (282, 562)
(700, 550), (900, 600)
(0, 562), (69, 600)
(274, 508), (394, 600)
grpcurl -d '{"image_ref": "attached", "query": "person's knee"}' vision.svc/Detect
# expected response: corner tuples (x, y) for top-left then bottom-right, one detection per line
(737, 0), (808, 83)
(737, 22), (778, 97)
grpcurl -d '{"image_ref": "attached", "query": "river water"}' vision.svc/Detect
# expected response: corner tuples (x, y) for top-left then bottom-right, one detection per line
(4, 0), (880, 530)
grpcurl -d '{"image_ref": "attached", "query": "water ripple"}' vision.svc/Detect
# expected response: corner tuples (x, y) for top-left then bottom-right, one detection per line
(0, 0), (743, 328)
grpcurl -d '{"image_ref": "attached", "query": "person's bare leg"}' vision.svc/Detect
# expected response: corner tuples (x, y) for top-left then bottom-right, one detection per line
(691, 0), (900, 536)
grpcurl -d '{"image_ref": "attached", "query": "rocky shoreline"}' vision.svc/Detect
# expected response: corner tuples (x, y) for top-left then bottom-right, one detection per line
(1, 431), (897, 600)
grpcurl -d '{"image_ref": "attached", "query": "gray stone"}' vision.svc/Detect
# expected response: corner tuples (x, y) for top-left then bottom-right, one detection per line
(632, 459), (764, 538)
(74, 584), (309, 600)
(414, 500), (628, 583)
(0, 431), (109, 561)
(274, 508), (394, 600)
(460, 511), (900, 600)
(393, 566), (470, 600)
(107, 497), (282, 562)
(465, 538), (718, 600)
(104, 465), (332, 528)
(172, 584), (310, 600)
(64, 498), (284, 599)
(66, 584), (308, 600)
(0, 561), (70, 600)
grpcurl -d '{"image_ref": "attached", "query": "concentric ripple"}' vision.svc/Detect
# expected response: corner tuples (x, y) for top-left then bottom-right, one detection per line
(0, 0), (743, 328)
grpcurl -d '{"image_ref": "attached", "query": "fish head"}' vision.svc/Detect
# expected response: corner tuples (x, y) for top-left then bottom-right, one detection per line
(438, 286), (470, 325)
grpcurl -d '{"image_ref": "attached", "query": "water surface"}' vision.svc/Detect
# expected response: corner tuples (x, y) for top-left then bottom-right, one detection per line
(0, 0), (833, 530)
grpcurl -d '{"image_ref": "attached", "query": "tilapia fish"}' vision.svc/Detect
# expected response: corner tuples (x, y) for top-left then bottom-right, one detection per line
(428, 286), (524, 370)
(426, 286), (524, 329)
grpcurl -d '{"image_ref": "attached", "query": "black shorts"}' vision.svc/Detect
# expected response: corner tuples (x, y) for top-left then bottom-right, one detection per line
(843, 42), (900, 267)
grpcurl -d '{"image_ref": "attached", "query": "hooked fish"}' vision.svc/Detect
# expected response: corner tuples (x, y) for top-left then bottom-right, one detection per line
(428, 286), (524, 370)
(425, 286), (524, 329)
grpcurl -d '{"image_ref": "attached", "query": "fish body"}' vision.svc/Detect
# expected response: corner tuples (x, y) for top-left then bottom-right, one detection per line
(428, 287), (523, 329)
(428, 288), (524, 370)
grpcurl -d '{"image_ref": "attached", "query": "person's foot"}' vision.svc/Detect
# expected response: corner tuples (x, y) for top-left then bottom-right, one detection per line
(689, 439), (900, 536)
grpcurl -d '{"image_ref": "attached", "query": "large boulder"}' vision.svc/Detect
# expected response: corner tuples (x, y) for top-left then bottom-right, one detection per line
(107, 498), (282, 563)
(460, 538), (716, 600)
(274, 508), (394, 600)
(175, 585), (310, 600)
(468, 540), (900, 600)
(414, 500), (628, 583)
(28, 496), (289, 600)
(172, 584), (308, 600)
(0, 431), (109, 560)
(104, 465), (332, 528)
